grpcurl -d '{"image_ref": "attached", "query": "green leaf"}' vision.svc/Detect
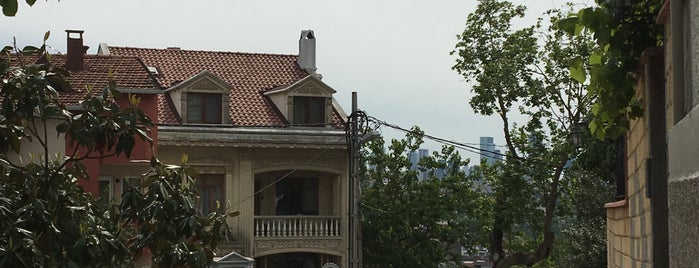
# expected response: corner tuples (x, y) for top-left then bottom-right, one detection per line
(43, 31), (50, 41)
(569, 57), (587, 83)
(21, 45), (39, 55)
(1, 0), (18, 16)
(25, 0), (35, 6)
(557, 17), (578, 35)
(589, 51), (603, 66)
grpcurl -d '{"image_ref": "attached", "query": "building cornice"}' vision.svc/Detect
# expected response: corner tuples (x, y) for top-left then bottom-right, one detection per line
(157, 126), (347, 149)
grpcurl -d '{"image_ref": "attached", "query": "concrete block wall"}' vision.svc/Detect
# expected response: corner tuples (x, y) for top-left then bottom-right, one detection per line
(606, 73), (653, 268)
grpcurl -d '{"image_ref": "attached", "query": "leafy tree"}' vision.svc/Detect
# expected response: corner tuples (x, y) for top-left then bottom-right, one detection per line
(0, 35), (229, 266)
(361, 127), (482, 267)
(452, 1), (600, 267)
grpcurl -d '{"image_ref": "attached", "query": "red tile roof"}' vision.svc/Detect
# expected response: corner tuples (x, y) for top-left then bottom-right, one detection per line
(4, 54), (159, 105)
(107, 46), (344, 128)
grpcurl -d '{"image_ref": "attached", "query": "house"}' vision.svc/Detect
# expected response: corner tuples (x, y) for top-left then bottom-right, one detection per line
(606, 0), (699, 267)
(101, 30), (351, 268)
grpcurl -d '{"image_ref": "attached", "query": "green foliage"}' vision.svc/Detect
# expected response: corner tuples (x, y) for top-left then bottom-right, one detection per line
(361, 127), (482, 267)
(0, 162), (132, 267)
(121, 157), (229, 267)
(452, 0), (540, 117)
(0, 38), (229, 267)
(552, 136), (618, 268)
(0, 0), (37, 16)
(559, 0), (663, 139)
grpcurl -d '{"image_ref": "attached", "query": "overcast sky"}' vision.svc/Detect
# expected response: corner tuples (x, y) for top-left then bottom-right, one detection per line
(1, 0), (572, 162)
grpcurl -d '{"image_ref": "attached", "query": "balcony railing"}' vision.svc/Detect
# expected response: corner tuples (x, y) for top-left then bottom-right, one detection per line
(254, 216), (341, 238)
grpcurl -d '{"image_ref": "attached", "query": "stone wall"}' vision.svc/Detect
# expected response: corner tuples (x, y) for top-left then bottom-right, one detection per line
(666, 0), (699, 265)
(605, 66), (653, 268)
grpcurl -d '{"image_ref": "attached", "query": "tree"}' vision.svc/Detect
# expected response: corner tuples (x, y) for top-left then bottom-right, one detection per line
(552, 136), (618, 268)
(0, 35), (230, 266)
(361, 127), (482, 267)
(452, 1), (598, 267)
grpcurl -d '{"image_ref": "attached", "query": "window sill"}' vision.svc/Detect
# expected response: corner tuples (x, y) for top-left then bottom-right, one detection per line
(604, 199), (627, 209)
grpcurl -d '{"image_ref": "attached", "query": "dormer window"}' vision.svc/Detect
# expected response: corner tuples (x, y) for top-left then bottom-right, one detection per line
(264, 76), (338, 128)
(167, 70), (231, 125)
(187, 93), (223, 124)
(293, 96), (325, 126)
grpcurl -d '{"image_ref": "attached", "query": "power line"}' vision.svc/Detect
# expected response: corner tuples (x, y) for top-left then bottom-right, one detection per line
(367, 116), (510, 159)
(367, 115), (560, 169)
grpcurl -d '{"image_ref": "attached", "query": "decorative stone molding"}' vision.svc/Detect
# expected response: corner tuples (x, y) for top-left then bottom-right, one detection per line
(295, 85), (325, 96)
(191, 79), (217, 91)
(252, 155), (346, 172)
(254, 238), (342, 252)
(158, 140), (346, 150)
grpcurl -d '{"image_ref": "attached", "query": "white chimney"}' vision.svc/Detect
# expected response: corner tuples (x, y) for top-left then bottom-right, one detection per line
(298, 30), (317, 74)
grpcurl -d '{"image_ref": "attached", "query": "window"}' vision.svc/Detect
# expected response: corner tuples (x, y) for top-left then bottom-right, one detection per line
(98, 177), (114, 200)
(275, 177), (319, 215)
(99, 176), (141, 201)
(187, 93), (222, 123)
(293, 96), (325, 126)
(196, 174), (225, 214)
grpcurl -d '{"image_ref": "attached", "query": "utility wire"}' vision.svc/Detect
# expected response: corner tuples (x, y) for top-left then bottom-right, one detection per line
(367, 116), (561, 169)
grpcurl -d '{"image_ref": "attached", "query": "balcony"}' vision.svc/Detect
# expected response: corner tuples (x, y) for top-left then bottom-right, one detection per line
(254, 216), (341, 238)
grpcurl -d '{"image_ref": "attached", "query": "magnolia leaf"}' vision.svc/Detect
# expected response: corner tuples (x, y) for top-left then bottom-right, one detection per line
(1, 0), (18, 16)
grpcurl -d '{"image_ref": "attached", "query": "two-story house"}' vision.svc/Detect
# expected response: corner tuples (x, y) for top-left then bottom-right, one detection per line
(101, 30), (350, 268)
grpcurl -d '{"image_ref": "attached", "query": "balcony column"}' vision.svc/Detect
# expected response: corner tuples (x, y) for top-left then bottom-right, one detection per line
(239, 160), (254, 256)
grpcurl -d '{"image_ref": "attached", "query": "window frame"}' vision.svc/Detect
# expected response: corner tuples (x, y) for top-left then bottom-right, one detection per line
(187, 92), (223, 124)
(196, 174), (225, 214)
(292, 96), (326, 127)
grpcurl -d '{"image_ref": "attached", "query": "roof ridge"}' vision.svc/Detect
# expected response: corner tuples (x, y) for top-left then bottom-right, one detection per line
(108, 46), (299, 57)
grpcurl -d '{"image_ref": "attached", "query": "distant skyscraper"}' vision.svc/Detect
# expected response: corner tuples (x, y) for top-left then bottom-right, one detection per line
(408, 148), (431, 181)
(480, 136), (502, 165)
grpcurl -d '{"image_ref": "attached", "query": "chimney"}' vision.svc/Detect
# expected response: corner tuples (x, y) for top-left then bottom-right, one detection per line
(298, 30), (317, 74)
(66, 30), (89, 71)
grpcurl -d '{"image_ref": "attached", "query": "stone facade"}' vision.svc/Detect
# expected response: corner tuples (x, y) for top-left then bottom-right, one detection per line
(666, 0), (699, 261)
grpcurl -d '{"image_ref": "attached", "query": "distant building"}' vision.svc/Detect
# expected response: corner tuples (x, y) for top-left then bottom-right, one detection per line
(479, 137), (502, 165)
(408, 148), (430, 181)
(468, 136), (502, 193)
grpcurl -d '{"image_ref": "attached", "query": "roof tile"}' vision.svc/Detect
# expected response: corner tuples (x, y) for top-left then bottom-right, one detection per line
(5, 54), (159, 105)
(108, 46), (344, 128)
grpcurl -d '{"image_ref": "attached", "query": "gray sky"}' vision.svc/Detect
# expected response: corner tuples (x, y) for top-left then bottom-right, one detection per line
(1, 0), (570, 162)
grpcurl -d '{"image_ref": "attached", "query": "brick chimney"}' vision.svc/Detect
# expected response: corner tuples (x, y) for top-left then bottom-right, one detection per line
(66, 30), (89, 71)
(298, 30), (316, 74)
